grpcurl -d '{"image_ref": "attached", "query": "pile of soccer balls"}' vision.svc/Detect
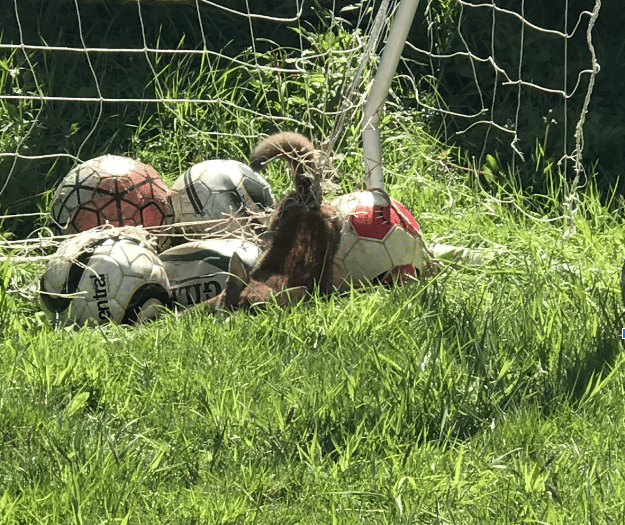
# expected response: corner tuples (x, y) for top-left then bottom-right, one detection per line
(40, 153), (430, 327)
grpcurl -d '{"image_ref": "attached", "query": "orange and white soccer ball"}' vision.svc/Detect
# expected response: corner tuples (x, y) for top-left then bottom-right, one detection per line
(49, 155), (173, 241)
(331, 191), (430, 290)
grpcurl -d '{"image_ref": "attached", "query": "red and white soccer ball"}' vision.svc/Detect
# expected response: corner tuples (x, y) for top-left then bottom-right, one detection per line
(331, 191), (430, 290)
(49, 155), (173, 244)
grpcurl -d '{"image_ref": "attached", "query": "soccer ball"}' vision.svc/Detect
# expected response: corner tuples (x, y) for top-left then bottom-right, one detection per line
(160, 239), (261, 308)
(169, 159), (275, 236)
(40, 228), (171, 326)
(49, 155), (174, 244)
(330, 191), (430, 290)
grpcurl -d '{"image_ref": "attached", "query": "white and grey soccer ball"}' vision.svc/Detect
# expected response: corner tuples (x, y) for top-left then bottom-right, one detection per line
(169, 159), (275, 236)
(160, 239), (261, 308)
(40, 228), (171, 326)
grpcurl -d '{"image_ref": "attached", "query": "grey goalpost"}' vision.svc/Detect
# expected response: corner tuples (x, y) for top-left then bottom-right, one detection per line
(362, 0), (420, 198)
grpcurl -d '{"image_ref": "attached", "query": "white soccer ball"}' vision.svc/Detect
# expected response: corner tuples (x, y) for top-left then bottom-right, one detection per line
(40, 228), (171, 326)
(331, 191), (430, 290)
(169, 159), (275, 236)
(160, 239), (261, 308)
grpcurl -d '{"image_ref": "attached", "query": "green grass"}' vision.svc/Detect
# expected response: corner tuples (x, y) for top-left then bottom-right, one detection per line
(2, 160), (625, 522)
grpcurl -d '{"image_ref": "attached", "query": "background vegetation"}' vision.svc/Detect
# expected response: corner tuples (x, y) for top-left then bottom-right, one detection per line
(1, 0), (625, 522)
(1, 0), (623, 232)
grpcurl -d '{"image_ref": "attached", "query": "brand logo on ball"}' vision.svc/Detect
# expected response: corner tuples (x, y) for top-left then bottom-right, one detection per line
(90, 274), (111, 321)
(171, 280), (222, 305)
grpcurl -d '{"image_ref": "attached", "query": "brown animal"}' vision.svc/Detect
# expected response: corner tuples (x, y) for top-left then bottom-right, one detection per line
(203, 132), (342, 311)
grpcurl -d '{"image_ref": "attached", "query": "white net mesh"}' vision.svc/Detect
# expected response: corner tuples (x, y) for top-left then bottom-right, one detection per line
(0, 0), (602, 258)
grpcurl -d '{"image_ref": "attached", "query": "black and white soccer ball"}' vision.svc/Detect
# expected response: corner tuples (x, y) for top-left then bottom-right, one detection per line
(169, 159), (275, 236)
(160, 239), (261, 308)
(40, 228), (171, 326)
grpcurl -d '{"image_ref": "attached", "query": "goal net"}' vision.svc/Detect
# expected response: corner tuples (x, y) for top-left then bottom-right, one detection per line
(0, 0), (602, 239)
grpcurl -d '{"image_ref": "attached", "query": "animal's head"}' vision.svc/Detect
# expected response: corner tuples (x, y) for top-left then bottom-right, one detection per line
(205, 252), (307, 311)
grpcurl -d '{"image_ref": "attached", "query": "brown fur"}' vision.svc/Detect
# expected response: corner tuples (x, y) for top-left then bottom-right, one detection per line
(204, 132), (342, 311)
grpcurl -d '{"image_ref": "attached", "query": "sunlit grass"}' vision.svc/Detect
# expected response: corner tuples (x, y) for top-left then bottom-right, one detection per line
(2, 162), (625, 521)
(2, 13), (625, 523)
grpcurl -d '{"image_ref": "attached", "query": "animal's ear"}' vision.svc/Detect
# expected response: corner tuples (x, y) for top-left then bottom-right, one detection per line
(226, 252), (249, 290)
(274, 286), (307, 306)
